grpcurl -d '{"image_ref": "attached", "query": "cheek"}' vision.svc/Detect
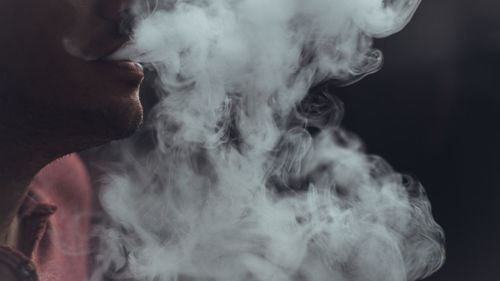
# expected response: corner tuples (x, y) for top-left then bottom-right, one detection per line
(0, 0), (77, 88)
(45, 58), (142, 111)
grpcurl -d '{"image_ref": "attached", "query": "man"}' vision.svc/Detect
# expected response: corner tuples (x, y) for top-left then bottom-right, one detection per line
(0, 0), (147, 280)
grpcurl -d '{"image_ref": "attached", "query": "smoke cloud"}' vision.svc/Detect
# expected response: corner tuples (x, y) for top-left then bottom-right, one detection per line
(90, 0), (445, 280)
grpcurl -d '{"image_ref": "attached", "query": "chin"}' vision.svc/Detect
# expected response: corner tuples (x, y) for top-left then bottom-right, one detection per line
(98, 96), (144, 141)
(109, 105), (144, 141)
(63, 89), (145, 151)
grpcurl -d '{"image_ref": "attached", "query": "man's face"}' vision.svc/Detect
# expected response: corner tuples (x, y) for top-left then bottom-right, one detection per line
(0, 0), (146, 142)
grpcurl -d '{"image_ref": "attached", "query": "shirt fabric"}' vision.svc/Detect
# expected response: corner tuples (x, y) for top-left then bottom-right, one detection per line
(0, 153), (92, 281)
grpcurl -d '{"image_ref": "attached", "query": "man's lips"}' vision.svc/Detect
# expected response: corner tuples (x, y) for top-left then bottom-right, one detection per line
(67, 31), (145, 85)
(87, 37), (145, 85)
(93, 60), (145, 86)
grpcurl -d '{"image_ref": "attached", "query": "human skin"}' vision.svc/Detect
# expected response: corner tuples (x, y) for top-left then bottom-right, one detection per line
(0, 0), (146, 243)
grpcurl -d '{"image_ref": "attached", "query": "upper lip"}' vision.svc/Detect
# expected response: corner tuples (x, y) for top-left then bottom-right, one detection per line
(90, 35), (131, 61)
(94, 12), (137, 61)
(79, 16), (135, 61)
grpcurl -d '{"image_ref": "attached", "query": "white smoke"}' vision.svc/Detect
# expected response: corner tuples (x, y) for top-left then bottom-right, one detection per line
(90, 0), (445, 280)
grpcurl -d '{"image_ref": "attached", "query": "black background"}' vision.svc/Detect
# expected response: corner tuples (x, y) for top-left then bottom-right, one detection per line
(333, 0), (500, 280)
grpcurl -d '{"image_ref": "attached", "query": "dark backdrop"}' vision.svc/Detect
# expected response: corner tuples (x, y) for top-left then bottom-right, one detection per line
(334, 0), (500, 280)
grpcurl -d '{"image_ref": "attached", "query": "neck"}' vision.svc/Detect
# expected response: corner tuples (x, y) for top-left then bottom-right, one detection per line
(0, 100), (63, 245)
(0, 92), (121, 244)
(0, 131), (56, 245)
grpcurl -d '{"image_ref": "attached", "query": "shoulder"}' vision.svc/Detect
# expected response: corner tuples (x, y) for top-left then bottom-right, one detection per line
(35, 154), (89, 185)
(30, 153), (91, 213)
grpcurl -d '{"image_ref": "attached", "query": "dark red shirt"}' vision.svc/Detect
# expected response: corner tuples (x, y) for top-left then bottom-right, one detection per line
(0, 154), (91, 281)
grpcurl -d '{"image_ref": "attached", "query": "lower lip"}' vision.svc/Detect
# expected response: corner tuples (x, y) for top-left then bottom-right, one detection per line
(93, 60), (145, 84)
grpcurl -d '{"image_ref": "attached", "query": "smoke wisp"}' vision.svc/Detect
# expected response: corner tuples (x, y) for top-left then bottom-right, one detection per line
(90, 0), (445, 280)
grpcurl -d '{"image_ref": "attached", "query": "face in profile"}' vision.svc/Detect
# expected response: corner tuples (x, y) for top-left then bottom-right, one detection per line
(0, 0), (147, 145)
